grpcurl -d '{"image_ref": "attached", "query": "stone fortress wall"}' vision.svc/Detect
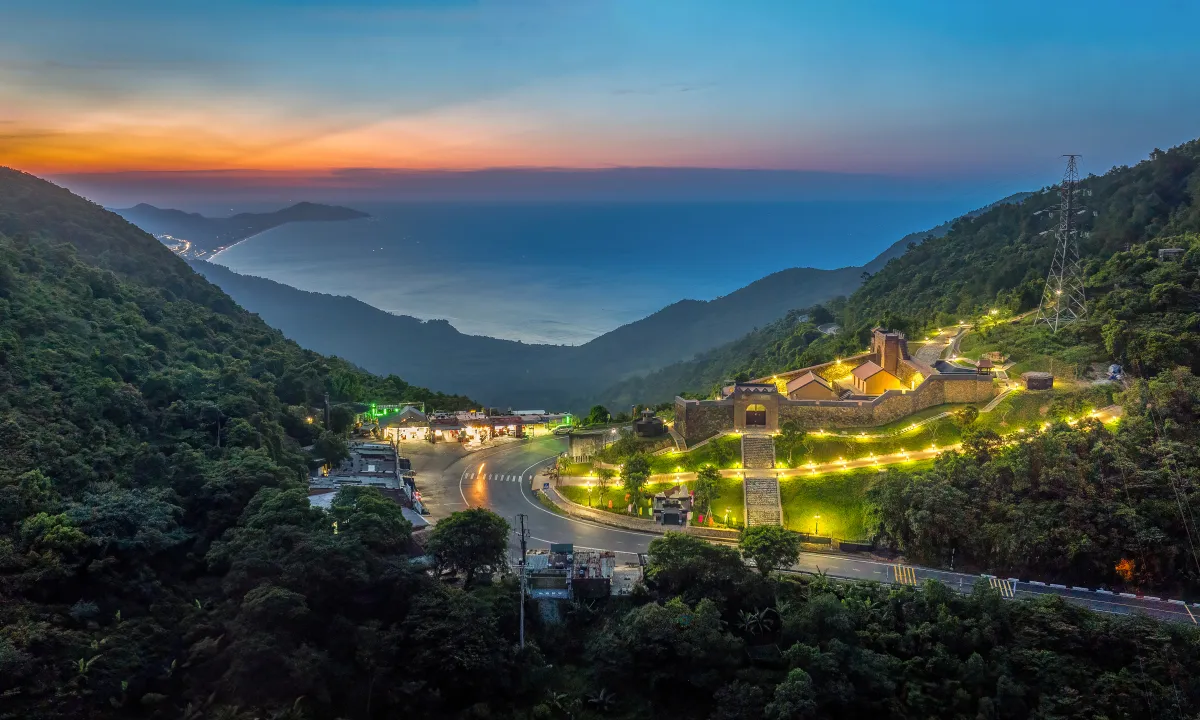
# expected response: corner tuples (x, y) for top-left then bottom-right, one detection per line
(672, 402), (733, 447)
(673, 328), (995, 447)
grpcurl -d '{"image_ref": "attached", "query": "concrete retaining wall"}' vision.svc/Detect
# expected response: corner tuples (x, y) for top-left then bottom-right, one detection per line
(549, 489), (740, 541)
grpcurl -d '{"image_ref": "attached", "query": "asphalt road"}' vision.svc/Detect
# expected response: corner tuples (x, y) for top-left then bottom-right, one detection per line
(419, 435), (1200, 625)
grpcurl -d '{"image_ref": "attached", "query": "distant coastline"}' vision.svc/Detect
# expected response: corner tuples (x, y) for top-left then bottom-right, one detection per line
(115, 201), (369, 260)
(207, 229), (272, 261)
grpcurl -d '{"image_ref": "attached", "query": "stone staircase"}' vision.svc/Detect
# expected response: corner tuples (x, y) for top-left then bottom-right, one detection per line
(740, 434), (782, 526)
(741, 434), (776, 470)
(744, 476), (782, 526)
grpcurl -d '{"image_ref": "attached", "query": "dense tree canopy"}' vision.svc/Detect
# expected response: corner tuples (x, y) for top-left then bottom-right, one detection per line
(4, 142), (1200, 718)
(0, 169), (490, 719)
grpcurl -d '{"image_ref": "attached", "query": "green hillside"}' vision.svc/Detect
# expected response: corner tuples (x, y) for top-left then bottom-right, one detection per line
(615, 139), (1200, 401)
(0, 168), (480, 717)
(841, 141), (1200, 338)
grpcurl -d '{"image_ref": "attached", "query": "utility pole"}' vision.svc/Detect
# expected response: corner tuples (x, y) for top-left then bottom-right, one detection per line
(1035, 155), (1091, 332)
(516, 513), (529, 649)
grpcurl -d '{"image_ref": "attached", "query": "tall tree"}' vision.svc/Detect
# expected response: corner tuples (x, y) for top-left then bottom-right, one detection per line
(622, 454), (652, 505)
(692, 465), (721, 516)
(586, 405), (611, 425)
(425, 508), (511, 588)
(778, 419), (807, 465)
(739, 525), (801, 576)
(596, 466), (615, 503)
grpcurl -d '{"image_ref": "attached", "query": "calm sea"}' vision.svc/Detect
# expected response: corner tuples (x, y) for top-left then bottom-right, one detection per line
(210, 201), (971, 345)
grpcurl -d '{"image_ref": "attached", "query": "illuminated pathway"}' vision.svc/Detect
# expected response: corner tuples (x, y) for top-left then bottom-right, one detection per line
(559, 405), (1123, 487)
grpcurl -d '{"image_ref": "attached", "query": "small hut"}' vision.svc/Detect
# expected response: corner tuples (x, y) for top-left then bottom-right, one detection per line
(634, 409), (667, 437)
(975, 357), (994, 375)
(1022, 371), (1053, 391)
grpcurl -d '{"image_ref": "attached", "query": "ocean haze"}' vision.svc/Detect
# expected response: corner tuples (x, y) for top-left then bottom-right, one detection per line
(209, 199), (978, 344)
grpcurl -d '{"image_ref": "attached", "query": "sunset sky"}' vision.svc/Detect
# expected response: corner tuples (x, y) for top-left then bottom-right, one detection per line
(3, 0), (1199, 196)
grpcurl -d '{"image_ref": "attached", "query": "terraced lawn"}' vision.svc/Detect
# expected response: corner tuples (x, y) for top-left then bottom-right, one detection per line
(791, 417), (963, 466)
(649, 434), (743, 473)
(778, 461), (934, 541)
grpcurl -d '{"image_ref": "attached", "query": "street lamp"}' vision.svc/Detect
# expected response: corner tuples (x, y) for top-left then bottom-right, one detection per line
(586, 482), (594, 507)
(814, 515), (820, 535)
(724, 507), (730, 525)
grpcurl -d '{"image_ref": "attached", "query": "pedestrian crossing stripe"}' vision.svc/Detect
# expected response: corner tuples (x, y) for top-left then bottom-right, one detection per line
(988, 577), (1016, 598)
(892, 565), (918, 585)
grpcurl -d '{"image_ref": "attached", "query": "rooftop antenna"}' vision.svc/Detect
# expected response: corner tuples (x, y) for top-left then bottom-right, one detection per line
(1035, 155), (1091, 332)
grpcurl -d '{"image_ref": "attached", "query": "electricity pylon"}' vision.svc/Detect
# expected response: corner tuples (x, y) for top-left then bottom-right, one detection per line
(1035, 155), (1091, 332)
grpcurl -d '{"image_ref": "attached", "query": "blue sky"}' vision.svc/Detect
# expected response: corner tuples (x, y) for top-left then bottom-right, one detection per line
(1, 0), (1197, 199)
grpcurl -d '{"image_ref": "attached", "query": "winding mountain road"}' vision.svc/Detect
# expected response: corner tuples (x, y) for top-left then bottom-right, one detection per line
(411, 435), (1198, 624)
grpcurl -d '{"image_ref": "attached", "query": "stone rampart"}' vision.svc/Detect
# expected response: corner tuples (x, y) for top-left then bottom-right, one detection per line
(675, 398), (734, 446)
(678, 374), (995, 443)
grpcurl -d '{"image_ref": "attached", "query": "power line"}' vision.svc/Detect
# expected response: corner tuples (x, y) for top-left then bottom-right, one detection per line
(1144, 403), (1200, 580)
(516, 513), (529, 649)
(1035, 155), (1091, 332)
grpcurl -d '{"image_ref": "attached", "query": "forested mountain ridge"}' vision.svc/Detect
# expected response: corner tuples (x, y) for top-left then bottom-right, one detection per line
(190, 259), (863, 409)
(843, 140), (1200, 337)
(860, 190), (1034, 275)
(0, 167), (473, 717)
(187, 194), (1027, 410)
